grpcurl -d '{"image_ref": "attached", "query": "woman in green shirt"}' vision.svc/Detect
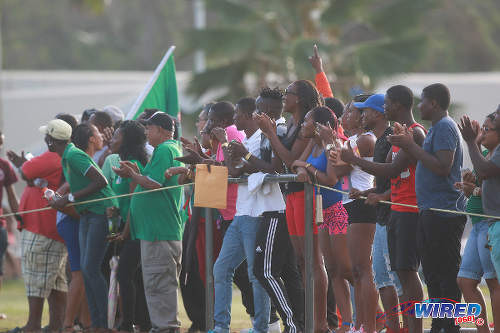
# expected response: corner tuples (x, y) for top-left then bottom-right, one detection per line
(105, 120), (150, 333)
(50, 121), (116, 331)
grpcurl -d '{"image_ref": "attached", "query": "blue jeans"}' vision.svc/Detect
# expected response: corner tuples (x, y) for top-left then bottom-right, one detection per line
(458, 221), (497, 280)
(372, 224), (402, 295)
(79, 213), (109, 328)
(488, 221), (500, 280)
(213, 215), (270, 333)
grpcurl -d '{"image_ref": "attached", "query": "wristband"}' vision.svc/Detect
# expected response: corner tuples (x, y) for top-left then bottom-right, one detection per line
(68, 193), (75, 202)
(244, 152), (253, 161)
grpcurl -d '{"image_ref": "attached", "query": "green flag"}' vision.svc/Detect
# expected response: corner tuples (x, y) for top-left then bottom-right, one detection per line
(127, 46), (179, 120)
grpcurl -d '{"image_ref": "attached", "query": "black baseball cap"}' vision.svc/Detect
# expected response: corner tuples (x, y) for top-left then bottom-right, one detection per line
(146, 111), (175, 132)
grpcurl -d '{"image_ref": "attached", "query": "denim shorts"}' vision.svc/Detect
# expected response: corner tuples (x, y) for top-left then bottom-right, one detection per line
(372, 224), (402, 296)
(458, 220), (497, 280)
(487, 221), (500, 280)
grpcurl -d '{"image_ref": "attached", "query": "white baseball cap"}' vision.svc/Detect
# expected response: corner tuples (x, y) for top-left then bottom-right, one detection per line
(103, 105), (124, 124)
(39, 119), (72, 141)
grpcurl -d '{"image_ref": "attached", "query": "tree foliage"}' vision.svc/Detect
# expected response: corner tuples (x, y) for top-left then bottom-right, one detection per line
(183, 0), (500, 101)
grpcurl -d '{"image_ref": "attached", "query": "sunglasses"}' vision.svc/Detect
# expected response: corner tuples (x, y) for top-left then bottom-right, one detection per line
(284, 88), (298, 96)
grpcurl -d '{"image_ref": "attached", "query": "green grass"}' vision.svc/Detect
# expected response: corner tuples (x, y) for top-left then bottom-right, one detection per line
(0, 279), (494, 332)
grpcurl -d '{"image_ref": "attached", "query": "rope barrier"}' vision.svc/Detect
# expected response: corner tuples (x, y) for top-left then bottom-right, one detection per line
(0, 182), (194, 219)
(3, 177), (500, 221)
(314, 183), (500, 221)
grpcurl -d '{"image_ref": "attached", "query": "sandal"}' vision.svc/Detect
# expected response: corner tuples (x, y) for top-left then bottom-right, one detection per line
(8, 327), (42, 333)
(8, 327), (24, 333)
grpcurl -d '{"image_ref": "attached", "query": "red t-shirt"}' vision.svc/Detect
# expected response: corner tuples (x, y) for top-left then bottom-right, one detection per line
(19, 151), (63, 242)
(390, 123), (427, 213)
(0, 158), (18, 228)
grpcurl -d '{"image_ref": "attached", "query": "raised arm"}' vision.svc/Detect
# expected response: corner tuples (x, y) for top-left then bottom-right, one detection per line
(459, 116), (500, 180)
(309, 44), (333, 98)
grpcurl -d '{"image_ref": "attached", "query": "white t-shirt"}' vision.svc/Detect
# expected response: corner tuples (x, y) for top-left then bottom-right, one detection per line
(343, 133), (375, 204)
(236, 129), (286, 217)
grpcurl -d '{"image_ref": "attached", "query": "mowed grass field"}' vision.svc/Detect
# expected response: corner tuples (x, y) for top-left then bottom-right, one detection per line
(0, 279), (494, 332)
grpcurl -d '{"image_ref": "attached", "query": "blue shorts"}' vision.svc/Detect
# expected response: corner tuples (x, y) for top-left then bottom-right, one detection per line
(372, 223), (402, 296)
(487, 221), (500, 280)
(458, 220), (497, 280)
(57, 214), (81, 272)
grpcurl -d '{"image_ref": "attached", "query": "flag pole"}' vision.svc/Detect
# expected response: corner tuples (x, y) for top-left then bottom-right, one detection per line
(126, 45), (176, 120)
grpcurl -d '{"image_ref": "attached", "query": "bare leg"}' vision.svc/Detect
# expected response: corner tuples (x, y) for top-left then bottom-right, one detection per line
(62, 271), (88, 331)
(47, 289), (67, 332)
(456, 277), (489, 333)
(327, 233), (353, 333)
(348, 224), (377, 333)
(397, 270), (423, 333)
(485, 278), (500, 333)
(79, 291), (91, 329)
(24, 296), (44, 332)
(378, 286), (400, 332)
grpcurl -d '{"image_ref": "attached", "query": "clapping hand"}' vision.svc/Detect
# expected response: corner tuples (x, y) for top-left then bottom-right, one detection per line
(113, 161), (138, 178)
(228, 140), (248, 160)
(254, 113), (276, 137)
(388, 123), (414, 149)
(165, 166), (189, 180)
(102, 127), (114, 146)
(7, 150), (27, 168)
(211, 127), (228, 144)
(458, 116), (481, 143)
(316, 122), (335, 146)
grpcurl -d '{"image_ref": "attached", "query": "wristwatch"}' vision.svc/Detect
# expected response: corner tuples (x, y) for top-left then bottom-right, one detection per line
(68, 193), (75, 202)
(244, 152), (253, 161)
(221, 142), (229, 148)
(325, 144), (335, 151)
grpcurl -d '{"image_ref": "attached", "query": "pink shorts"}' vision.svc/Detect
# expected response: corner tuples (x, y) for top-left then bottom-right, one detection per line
(319, 201), (349, 235)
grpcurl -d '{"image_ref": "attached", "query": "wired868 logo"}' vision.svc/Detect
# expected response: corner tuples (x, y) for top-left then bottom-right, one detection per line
(413, 299), (482, 326)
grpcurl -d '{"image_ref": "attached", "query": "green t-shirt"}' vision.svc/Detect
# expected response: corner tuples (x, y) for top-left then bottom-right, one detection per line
(466, 149), (488, 224)
(107, 157), (145, 222)
(62, 143), (117, 215)
(102, 153), (121, 186)
(130, 140), (184, 241)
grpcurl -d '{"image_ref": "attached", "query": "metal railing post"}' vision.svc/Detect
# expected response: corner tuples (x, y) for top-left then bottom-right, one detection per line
(205, 207), (214, 331)
(304, 183), (314, 333)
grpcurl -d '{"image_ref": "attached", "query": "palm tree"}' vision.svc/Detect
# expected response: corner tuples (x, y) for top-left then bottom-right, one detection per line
(181, 0), (437, 101)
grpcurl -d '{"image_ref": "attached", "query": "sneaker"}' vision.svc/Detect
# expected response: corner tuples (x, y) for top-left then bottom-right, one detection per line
(268, 321), (281, 333)
(240, 329), (253, 333)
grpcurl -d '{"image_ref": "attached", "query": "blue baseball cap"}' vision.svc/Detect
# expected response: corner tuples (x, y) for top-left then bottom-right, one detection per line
(353, 94), (385, 113)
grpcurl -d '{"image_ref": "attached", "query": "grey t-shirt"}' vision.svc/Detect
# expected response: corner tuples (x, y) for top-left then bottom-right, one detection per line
(482, 144), (500, 221)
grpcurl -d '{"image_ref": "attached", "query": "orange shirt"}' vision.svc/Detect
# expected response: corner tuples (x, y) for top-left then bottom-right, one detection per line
(315, 72), (333, 98)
